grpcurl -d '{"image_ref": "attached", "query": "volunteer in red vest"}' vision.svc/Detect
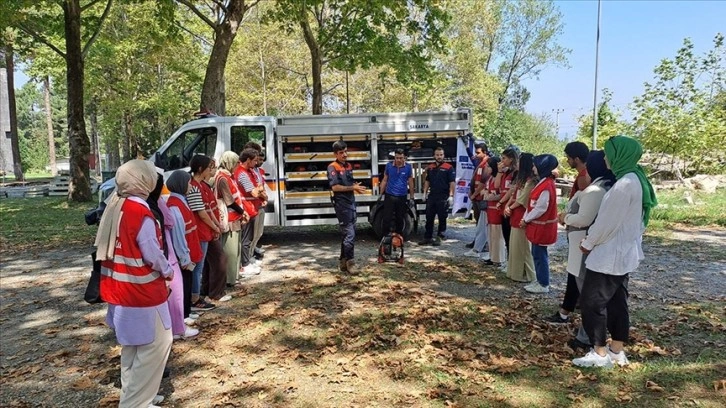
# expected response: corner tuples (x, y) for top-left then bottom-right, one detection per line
(235, 148), (263, 276)
(481, 156), (506, 266)
(165, 170), (204, 326)
(497, 146), (519, 252)
(94, 159), (173, 408)
(521, 154), (559, 294)
(244, 141), (268, 265)
(187, 155), (222, 311)
(216, 151), (247, 286)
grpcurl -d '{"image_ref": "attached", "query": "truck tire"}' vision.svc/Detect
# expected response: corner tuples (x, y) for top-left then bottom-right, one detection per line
(372, 210), (414, 240)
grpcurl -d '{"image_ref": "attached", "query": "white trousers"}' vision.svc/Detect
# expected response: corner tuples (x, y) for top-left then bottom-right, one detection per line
(119, 312), (173, 408)
(473, 212), (489, 253)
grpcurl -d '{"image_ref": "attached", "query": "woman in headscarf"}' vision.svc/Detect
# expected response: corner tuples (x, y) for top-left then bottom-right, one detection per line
(573, 135), (657, 368)
(480, 156), (507, 266)
(497, 146), (519, 252)
(547, 151), (615, 349)
(165, 170), (203, 325)
(503, 153), (536, 282)
(215, 151), (247, 287)
(522, 154), (559, 294)
(94, 160), (173, 408)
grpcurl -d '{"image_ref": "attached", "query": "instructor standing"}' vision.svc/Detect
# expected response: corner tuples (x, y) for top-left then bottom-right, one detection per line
(418, 146), (455, 246)
(328, 141), (366, 273)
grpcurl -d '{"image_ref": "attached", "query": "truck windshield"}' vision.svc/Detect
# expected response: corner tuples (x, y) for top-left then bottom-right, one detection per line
(231, 126), (266, 154)
(157, 127), (218, 171)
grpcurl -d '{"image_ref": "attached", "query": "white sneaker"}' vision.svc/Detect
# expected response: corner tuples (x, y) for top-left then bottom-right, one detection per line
(217, 294), (232, 302)
(572, 349), (614, 368)
(189, 313), (200, 320)
(607, 347), (630, 366)
(253, 259), (262, 266)
(243, 263), (261, 275)
(479, 251), (490, 259)
(183, 326), (199, 338)
(463, 249), (480, 258)
(151, 395), (164, 405)
(183, 317), (196, 326)
(525, 283), (550, 293)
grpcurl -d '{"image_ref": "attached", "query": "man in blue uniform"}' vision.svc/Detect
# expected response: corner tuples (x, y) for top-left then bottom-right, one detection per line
(328, 141), (366, 273)
(379, 148), (415, 236)
(419, 146), (455, 246)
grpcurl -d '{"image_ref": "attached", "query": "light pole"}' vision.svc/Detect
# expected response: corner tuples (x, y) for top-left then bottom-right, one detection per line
(592, 0), (602, 149)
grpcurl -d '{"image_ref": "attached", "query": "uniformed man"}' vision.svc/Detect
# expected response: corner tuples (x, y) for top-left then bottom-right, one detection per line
(379, 148), (415, 236)
(328, 141), (366, 273)
(419, 146), (455, 246)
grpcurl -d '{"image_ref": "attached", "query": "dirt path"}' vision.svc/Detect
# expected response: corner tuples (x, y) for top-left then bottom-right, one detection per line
(1, 223), (724, 407)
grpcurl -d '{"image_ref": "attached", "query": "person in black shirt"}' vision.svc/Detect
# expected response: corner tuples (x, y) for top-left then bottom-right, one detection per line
(328, 141), (366, 273)
(418, 147), (455, 246)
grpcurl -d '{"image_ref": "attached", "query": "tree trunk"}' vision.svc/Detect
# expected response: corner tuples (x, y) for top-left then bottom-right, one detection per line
(300, 17), (323, 115)
(122, 111), (132, 162)
(106, 138), (121, 170)
(89, 101), (100, 175)
(199, 0), (248, 116)
(4, 45), (24, 181)
(63, 0), (92, 201)
(43, 76), (58, 176)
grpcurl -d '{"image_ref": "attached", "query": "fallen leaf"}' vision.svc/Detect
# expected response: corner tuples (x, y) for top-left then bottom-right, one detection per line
(645, 380), (664, 392)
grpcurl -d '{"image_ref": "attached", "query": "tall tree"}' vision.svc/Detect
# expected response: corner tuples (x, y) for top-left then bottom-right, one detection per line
(267, 0), (449, 114)
(174, 0), (260, 115)
(43, 76), (58, 175)
(7, 0), (113, 201)
(1, 41), (25, 181)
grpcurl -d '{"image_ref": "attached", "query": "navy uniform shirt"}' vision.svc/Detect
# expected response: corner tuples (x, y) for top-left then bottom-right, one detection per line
(327, 160), (355, 206)
(425, 161), (455, 196)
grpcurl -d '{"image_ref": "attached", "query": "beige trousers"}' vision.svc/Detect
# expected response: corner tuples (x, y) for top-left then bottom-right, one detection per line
(119, 312), (173, 408)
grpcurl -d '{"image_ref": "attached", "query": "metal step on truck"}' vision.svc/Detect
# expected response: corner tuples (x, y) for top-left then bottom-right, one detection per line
(140, 108), (474, 238)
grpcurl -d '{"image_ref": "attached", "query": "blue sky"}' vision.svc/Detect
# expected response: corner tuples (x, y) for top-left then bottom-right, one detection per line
(522, 0), (726, 139)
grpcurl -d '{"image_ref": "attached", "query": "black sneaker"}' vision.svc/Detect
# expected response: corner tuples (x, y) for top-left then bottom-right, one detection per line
(437, 232), (446, 240)
(482, 258), (494, 265)
(432, 237), (442, 247)
(418, 239), (433, 246)
(545, 311), (570, 324)
(568, 338), (591, 351)
(465, 241), (475, 249)
(191, 299), (216, 311)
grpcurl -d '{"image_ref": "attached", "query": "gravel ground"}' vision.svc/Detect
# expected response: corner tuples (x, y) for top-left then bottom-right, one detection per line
(1, 221), (724, 407)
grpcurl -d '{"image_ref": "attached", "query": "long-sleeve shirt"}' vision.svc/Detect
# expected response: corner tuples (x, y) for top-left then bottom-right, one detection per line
(564, 177), (609, 229)
(105, 196), (172, 346)
(167, 193), (193, 267)
(523, 178), (551, 223)
(581, 173), (644, 275)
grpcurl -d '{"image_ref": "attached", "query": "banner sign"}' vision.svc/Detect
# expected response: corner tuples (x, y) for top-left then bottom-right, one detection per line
(451, 137), (475, 216)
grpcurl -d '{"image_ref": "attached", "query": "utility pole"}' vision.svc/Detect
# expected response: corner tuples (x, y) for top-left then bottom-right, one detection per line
(552, 108), (564, 136)
(592, 0), (602, 149)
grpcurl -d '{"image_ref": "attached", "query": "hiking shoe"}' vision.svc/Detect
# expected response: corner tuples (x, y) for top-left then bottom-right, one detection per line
(572, 349), (613, 368)
(545, 311), (570, 324)
(432, 237), (442, 247)
(465, 241), (475, 249)
(568, 338), (591, 351)
(346, 259), (357, 275)
(338, 258), (348, 272)
(525, 283), (550, 293)
(191, 299), (216, 311)
(418, 239), (433, 246)
(607, 347), (630, 366)
(463, 249), (480, 258)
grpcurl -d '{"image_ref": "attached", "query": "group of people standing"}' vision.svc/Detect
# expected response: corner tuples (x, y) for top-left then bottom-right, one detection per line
(460, 137), (656, 368)
(94, 143), (268, 407)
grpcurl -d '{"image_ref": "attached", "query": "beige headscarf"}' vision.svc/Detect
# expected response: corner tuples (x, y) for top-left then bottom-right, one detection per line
(218, 151), (239, 173)
(94, 160), (159, 261)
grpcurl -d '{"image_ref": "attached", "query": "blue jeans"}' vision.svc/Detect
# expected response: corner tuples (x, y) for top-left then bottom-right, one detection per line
(192, 241), (209, 295)
(531, 244), (550, 287)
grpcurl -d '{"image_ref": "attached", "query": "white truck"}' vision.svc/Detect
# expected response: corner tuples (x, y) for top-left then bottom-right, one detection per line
(146, 109), (473, 237)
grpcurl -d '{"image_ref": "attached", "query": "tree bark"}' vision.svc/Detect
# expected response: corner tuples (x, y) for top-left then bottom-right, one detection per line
(199, 0), (248, 116)
(63, 0), (92, 201)
(4, 45), (24, 181)
(89, 100), (100, 175)
(43, 76), (58, 176)
(300, 16), (323, 114)
(122, 111), (132, 162)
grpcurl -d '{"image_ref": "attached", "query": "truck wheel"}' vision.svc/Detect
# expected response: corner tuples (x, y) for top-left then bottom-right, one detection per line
(372, 211), (414, 240)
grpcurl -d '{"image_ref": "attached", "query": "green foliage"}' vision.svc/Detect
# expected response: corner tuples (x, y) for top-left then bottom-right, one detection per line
(576, 89), (634, 150)
(632, 34), (726, 175)
(650, 188), (726, 227)
(477, 108), (564, 157)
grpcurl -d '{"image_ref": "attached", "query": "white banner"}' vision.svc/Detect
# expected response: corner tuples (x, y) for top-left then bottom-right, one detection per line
(451, 137), (475, 216)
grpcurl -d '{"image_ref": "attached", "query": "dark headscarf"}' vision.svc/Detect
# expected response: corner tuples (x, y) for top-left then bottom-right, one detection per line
(585, 150), (616, 187)
(533, 154), (559, 179)
(166, 170), (191, 196)
(146, 174), (168, 258)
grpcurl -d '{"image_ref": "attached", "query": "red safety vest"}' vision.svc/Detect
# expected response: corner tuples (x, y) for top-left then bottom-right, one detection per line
(166, 194), (203, 263)
(190, 178), (218, 242)
(472, 161), (488, 203)
(233, 164), (259, 218)
(486, 177), (503, 224)
(215, 171), (245, 222)
(100, 200), (168, 307)
(509, 184), (526, 228)
(525, 178), (558, 245)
